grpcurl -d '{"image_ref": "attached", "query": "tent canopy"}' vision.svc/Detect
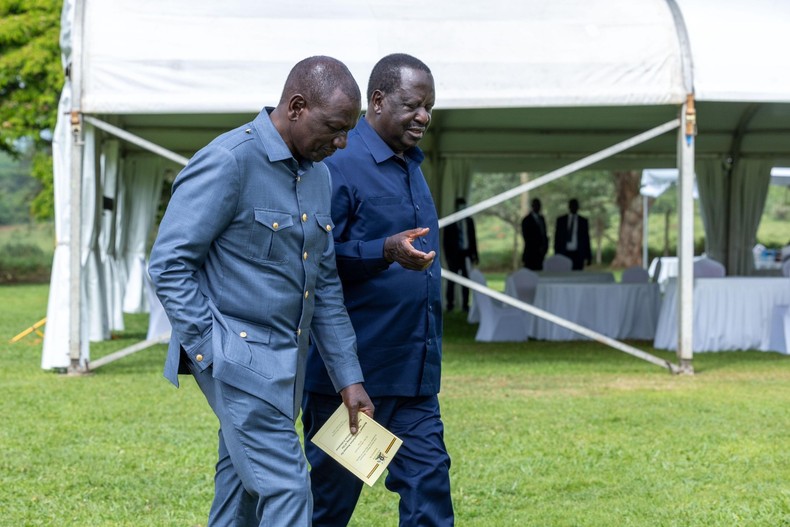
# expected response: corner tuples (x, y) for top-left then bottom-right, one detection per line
(45, 0), (790, 370)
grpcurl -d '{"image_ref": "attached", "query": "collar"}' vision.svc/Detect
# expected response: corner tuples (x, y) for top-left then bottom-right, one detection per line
(253, 107), (314, 171)
(355, 117), (425, 165)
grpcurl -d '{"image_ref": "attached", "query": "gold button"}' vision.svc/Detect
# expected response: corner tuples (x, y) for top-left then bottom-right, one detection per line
(239, 331), (248, 338)
(196, 354), (203, 362)
(325, 224), (332, 231)
(272, 222), (279, 230)
(303, 251), (308, 260)
(297, 328), (302, 336)
(302, 213), (308, 222)
(304, 290), (309, 299)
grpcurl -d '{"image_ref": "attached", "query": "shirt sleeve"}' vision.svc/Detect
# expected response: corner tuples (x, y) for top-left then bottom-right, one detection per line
(329, 166), (391, 283)
(148, 146), (239, 356)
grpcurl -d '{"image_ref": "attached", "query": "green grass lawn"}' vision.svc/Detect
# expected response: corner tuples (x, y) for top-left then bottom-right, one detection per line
(3, 285), (790, 526)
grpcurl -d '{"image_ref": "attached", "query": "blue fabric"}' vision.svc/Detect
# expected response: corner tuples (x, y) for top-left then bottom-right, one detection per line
(302, 392), (453, 527)
(191, 365), (311, 527)
(149, 107), (363, 419)
(304, 118), (443, 397)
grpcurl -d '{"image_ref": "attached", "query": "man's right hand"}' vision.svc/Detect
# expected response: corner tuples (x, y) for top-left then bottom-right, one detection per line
(383, 227), (436, 271)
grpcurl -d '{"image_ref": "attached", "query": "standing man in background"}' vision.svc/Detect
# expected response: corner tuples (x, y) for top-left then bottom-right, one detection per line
(554, 197), (592, 270)
(443, 196), (478, 312)
(149, 56), (374, 527)
(521, 197), (549, 270)
(303, 53), (454, 526)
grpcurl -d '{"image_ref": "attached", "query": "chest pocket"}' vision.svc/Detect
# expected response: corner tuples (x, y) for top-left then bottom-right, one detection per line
(250, 209), (294, 263)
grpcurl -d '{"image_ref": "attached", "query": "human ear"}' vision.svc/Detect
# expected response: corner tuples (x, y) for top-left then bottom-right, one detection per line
(288, 94), (307, 121)
(370, 90), (385, 114)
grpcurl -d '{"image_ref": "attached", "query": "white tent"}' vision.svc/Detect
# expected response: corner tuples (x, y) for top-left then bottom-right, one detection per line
(45, 0), (790, 372)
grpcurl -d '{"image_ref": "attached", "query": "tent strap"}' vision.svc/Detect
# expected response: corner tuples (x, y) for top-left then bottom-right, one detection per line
(443, 269), (680, 374)
(83, 116), (189, 166)
(438, 118), (680, 228)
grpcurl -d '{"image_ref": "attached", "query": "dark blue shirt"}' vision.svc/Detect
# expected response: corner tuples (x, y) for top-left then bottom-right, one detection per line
(304, 118), (442, 397)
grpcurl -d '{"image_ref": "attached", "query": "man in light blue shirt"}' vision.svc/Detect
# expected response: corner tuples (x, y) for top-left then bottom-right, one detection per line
(149, 56), (374, 527)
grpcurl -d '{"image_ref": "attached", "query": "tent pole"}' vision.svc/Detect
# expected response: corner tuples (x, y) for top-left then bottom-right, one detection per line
(642, 195), (648, 268)
(68, 0), (86, 374)
(676, 94), (696, 374)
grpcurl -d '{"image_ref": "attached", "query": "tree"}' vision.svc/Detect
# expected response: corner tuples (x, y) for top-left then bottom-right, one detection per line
(610, 170), (643, 268)
(0, 0), (64, 220)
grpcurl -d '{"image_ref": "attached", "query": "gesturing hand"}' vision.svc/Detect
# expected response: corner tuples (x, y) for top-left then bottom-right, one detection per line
(383, 227), (436, 271)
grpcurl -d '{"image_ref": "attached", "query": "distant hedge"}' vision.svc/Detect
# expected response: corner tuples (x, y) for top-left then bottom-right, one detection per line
(0, 242), (51, 284)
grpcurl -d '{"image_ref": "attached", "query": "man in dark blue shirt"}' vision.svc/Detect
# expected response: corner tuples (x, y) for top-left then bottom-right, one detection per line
(303, 54), (453, 526)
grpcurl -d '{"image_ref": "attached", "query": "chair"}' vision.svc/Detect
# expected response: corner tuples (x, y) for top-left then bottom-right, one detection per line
(543, 254), (572, 272)
(621, 265), (650, 283)
(468, 269), (530, 342)
(693, 256), (726, 278)
(783, 259), (790, 277)
(504, 268), (539, 303)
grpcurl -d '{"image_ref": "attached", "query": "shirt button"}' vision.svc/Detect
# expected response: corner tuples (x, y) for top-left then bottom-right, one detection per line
(196, 354), (204, 362)
(304, 290), (309, 299)
(272, 222), (279, 230)
(416, 205), (421, 210)
(303, 251), (308, 260)
(302, 213), (308, 222)
(325, 224), (332, 232)
(297, 328), (302, 336)
(427, 339), (432, 345)
(239, 331), (247, 338)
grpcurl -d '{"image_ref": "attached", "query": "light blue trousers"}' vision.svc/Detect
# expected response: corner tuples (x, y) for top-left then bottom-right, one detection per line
(190, 364), (312, 527)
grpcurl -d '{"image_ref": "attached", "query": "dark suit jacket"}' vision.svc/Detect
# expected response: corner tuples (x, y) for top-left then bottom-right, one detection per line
(554, 213), (592, 269)
(443, 218), (478, 269)
(521, 212), (549, 270)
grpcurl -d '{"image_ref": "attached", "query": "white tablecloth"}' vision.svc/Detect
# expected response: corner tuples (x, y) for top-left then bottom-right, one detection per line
(653, 277), (790, 352)
(531, 283), (661, 341)
(535, 271), (615, 283)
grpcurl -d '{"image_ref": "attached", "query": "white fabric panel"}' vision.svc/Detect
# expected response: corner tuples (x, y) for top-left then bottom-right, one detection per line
(655, 277), (790, 352)
(80, 0), (684, 113)
(82, 126), (110, 342)
(767, 305), (789, 354)
(677, 0), (790, 103)
(120, 156), (167, 313)
(531, 283), (660, 340)
(99, 140), (125, 331)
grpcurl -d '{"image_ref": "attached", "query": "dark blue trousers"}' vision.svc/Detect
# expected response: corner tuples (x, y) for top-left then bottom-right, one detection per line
(302, 392), (454, 526)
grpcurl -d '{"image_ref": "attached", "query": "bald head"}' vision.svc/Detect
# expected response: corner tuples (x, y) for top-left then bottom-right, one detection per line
(280, 56), (361, 109)
(271, 56), (362, 162)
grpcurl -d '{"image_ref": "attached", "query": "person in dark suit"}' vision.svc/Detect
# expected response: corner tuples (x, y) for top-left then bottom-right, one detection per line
(521, 197), (549, 270)
(149, 56), (374, 527)
(443, 196), (479, 311)
(303, 53), (454, 527)
(554, 198), (592, 270)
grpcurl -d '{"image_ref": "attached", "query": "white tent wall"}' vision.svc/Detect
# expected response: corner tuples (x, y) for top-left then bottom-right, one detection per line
(46, 0), (790, 371)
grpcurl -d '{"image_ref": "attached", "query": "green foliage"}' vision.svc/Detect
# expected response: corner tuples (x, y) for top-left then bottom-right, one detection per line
(3, 287), (790, 526)
(0, 240), (51, 282)
(0, 150), (40, 224)
(0, 0), (64, 220)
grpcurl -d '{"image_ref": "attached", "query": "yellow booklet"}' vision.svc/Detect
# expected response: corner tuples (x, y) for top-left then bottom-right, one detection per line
(310, 404), (403, 486)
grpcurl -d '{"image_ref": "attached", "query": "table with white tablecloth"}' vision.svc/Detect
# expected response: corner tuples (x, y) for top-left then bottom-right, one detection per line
(536, 271), (615, 283)
(653, 277), (790, 352)
(530, 282), (661, 341)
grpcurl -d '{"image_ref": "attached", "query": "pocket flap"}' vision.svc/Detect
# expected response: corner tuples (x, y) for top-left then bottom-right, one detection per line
(254, 209), (294, 232)
(224, 315), (272, 344)
(315, 213), (335, 233)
